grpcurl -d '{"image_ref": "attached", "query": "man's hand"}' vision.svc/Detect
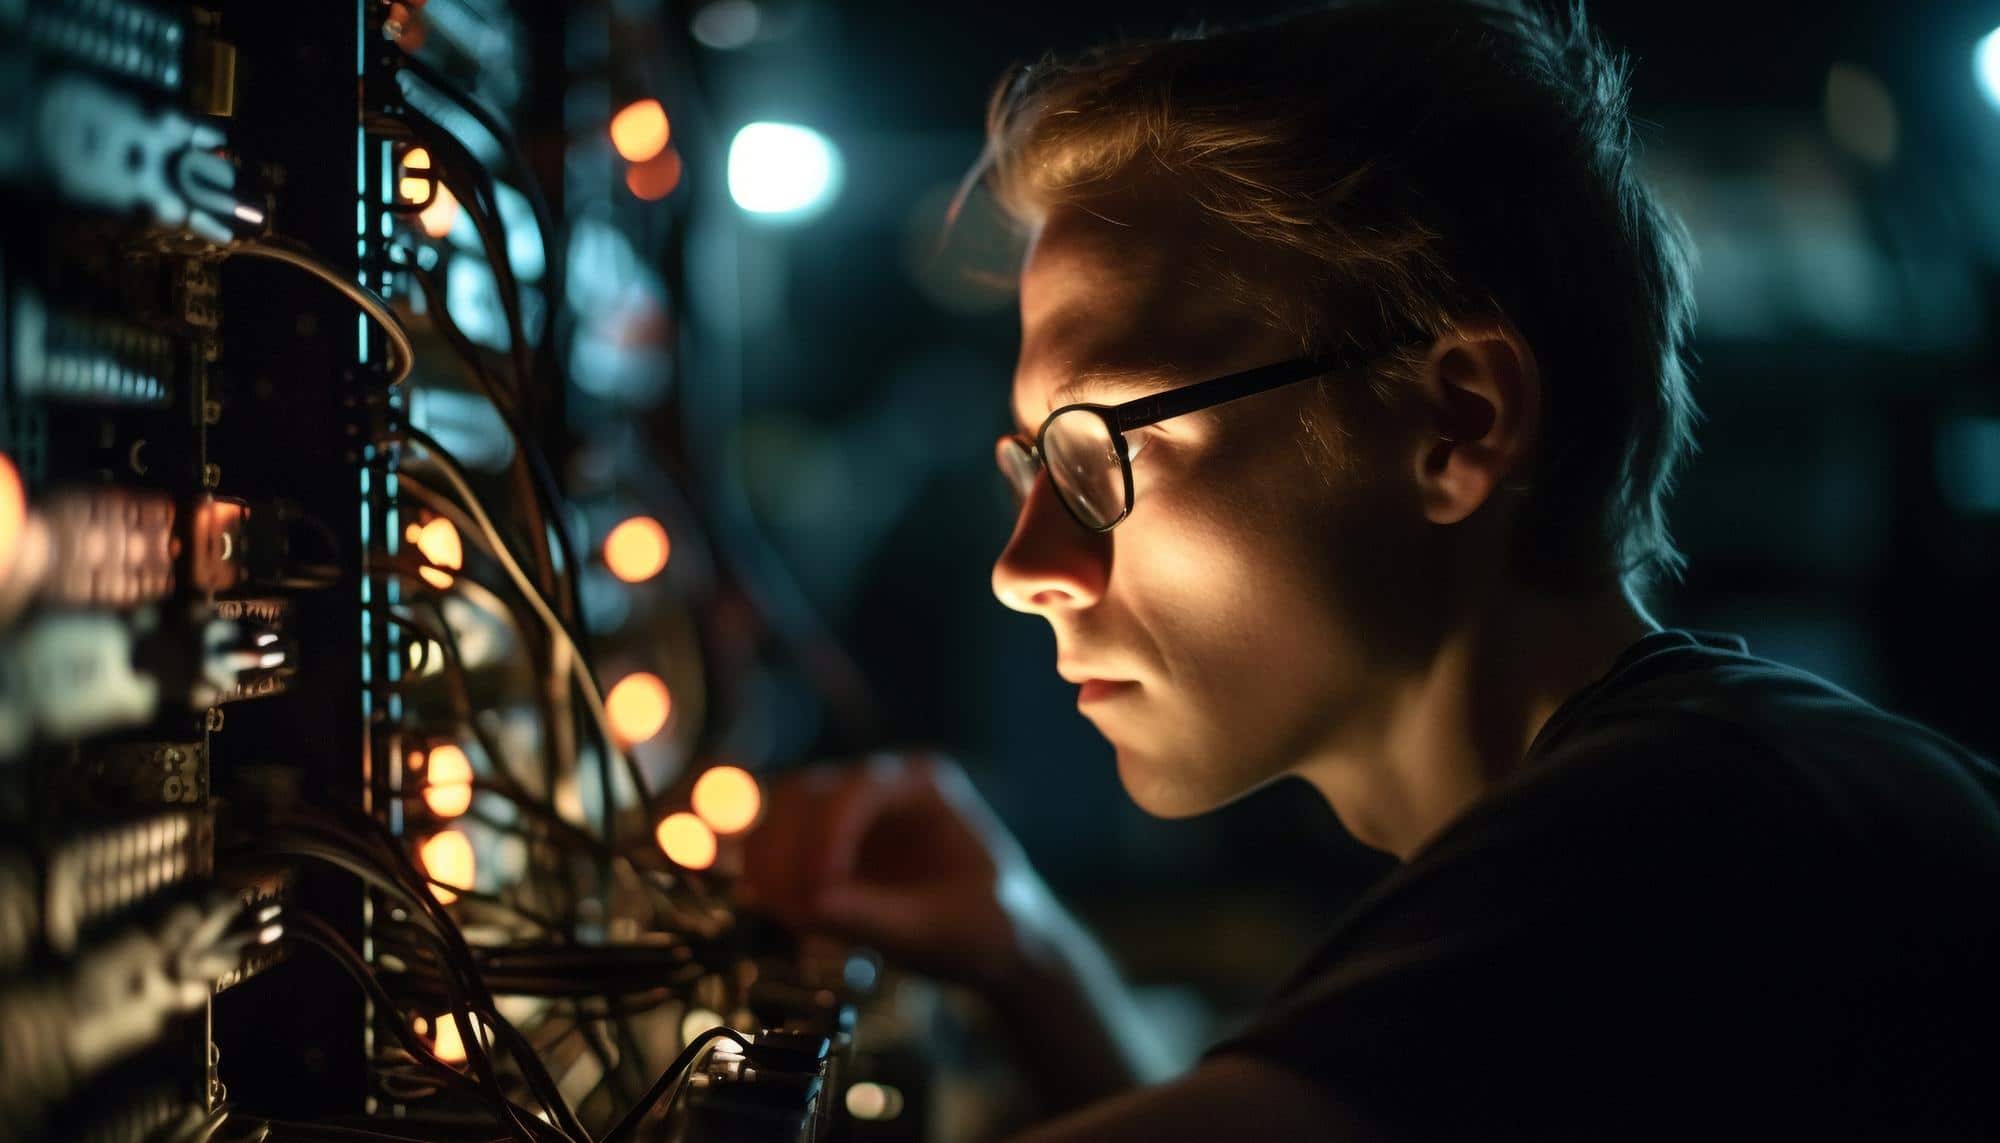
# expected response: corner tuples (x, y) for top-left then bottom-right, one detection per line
(740, 752), (1180, 1116)
(741, 752), (1054, 993)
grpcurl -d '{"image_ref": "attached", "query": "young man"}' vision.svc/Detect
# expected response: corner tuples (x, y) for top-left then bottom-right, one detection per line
(745, 2), (2000, 1137)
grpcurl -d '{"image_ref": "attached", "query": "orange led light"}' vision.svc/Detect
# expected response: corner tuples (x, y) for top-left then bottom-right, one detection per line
(399, 147), (439, 207)
(655, 812), (716, 871)
(418, 183), (459, 239)
(606, 672), (671, 745)
(610, 99), (670, 162)
(625, 148), (683, 201)
(423, 743), (473, 818)
(430, 1013), (468, 1064)
(0, 453), (24, 583)
(416, 517), (461, 588)
(691, 765), (761, 834)
(418, 829), (475, 904)
(417, 517), (462, 570)
(603, 516), (670, 582)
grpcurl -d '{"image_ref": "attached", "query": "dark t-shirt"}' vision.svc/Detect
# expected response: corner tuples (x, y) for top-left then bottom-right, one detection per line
(1206, 630), (2000, 1140)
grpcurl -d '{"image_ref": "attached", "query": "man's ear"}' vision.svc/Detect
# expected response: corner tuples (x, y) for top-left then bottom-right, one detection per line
(1410, 320), (1540, 526)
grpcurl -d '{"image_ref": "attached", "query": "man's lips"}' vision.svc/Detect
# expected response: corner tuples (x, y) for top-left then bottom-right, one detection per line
(1077, 679), (1139, 704)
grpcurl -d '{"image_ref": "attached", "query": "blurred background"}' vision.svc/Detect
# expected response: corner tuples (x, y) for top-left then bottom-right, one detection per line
(623, 0), (2000, 1052)
(4, 0), (1997, 1136)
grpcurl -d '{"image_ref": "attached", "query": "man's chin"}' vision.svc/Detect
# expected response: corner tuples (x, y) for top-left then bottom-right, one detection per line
(1112, 744), (1238, 820)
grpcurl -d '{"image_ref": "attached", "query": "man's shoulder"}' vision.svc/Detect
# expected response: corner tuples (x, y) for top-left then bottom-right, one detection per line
(1199, 635), (2000, 1140)
(1512, 631), (2000, 863)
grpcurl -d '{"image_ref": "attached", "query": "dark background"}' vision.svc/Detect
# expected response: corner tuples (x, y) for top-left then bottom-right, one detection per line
(638, 0), (2000, 1043)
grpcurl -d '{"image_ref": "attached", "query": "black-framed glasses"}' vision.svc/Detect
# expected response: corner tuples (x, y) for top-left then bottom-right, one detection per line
(996, 352), (1355, 533)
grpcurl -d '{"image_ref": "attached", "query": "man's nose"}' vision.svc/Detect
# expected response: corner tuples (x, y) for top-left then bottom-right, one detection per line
(991, 474), (1109, 615)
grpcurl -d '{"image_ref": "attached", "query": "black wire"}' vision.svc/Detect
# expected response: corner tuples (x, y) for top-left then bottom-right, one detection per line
(262, 1121), (510, 1143)
(395, 54), (562, 350)
(391, 439), (650, 816)
(396, 105), (531, 407)
(320, 811), (593, 1143)
(405, 264), (585, 632)
(374, 513), (581, 866)
(365, 593), (604, 861)
(393, 57), (591, 644)
(286, 915), (546, 1143)
(600, 1026), (753, 1143)
(394, 103), (565, 626)
(253, 824), (589, 1142)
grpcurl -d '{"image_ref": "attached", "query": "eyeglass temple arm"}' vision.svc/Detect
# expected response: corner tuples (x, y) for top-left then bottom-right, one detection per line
(1107, 354), (1348, 434)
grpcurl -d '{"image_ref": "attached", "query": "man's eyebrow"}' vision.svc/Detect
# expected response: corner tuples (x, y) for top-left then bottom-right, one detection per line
(1048, 366), (1178, 411)
(1010, 366), (1180, 438)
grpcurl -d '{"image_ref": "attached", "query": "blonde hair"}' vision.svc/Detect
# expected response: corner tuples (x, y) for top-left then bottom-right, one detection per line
(964, 0), (1700, 593)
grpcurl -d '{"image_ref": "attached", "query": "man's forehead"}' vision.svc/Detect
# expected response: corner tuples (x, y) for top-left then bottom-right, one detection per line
(1011, 199), (1266, 428)
(1019, 199), (1198, 324)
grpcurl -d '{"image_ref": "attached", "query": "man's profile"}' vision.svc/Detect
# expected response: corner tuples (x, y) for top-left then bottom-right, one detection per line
(745, 1), (2000, 1138)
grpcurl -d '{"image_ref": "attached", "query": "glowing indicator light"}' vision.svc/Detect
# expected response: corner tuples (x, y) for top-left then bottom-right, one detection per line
(398, 147), (434, 204)
(625, 149), (684, 201)
(1978, 27), (2000, 113)
(727, 122), (841, 217)
(423, 743), (474, 818)
(416, 517), (462, 589)
(604, 516), (670, 582)
(0, 453), (24, 583)
(610, 99), (671, 163)
(692, 0), (761, 50)
(680, 1006), (723, 1045)
(607, 672), (671, 745)
(656, 812), (717, 870)
(429, 1013), (468, 1064)
(691, 765), (761, 834)
(418, 517), (462, 567)
(418, 184), (459, 239)
(846, 1082), (906, 1122)
(418, 829), (475, 904)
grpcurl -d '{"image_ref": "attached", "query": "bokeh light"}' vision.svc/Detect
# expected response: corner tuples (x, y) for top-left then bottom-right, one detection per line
(422, 743), (473, 818)
(398, 147), (433, 203)
(691, 0), (760, 50)
(679, 1005), (724, 1045)
(845, 1082), (906, 1121)
(0, 453), (24, 582)
(419, 183), (459, 239)
(691, 765), (761, 834)
(727, 122), (841, 217)
(604, 516), (671, 582)
(625, 149), (684, 201)
(1978, 27), (2000, 112)
(429, 1013), (468, 1064)
(416, 517), (462, 590)
(417, 517), (463, 569)
(655, 811), (717, 870)
(606, 671), (671, 744)
(610, 99), (670, 162)
(418, 829), (476, 904)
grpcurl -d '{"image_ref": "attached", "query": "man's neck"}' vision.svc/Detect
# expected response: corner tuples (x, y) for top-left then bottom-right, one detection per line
(1294, 582), (1658, 861)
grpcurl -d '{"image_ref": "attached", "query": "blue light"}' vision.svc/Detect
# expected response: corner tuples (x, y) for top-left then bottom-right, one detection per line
(1978, 27), (2000, 112)
(727, 122), (842, 219)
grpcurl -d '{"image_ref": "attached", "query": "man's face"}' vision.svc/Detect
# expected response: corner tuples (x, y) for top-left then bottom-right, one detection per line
(992, 197), (1444, 819)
